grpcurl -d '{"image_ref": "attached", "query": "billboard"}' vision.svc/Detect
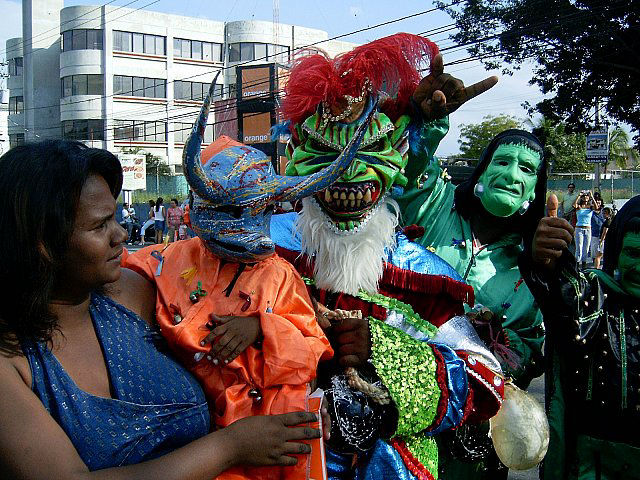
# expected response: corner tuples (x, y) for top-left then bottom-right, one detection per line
(586, 126), (609, 164)
(242, 112), (272, 144)
(213, 98), (239, 140)
(119, 154), (146, 191)
(240, 66), (272, 99)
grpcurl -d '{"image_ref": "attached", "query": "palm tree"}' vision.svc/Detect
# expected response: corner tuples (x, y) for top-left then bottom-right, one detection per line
(607, 127), (640, 171)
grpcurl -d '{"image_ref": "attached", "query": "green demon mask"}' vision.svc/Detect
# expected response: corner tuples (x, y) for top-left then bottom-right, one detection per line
(617, 232), (640, 298)
(285, 100), (410, 232)
(477, 143), (541, 217)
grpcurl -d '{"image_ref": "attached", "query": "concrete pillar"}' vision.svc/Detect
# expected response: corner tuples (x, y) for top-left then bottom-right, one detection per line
(23, 0), (64, 140)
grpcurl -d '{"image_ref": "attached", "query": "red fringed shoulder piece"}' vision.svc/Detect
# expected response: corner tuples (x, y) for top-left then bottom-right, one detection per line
(280, 33), (440, 124)
(274, 245), (474, 307)
(381, 263), (475, 306)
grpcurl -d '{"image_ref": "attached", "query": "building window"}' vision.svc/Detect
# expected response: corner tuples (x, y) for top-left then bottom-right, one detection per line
(62, 29), (103, 52)
(132, 33), (144, 53)
(174, 122), (213, 144)
(8, 96), (24, 114)
(174, 80), (222, 101)
(8, 57), (23, 76)
(61, 75), (104, 97)
(72, 29), (87, 50)
(113, 30), (165, 56)
(113, 75), (166, 98)
(174, 38), (222, 61)
(113, 120), (167, 142)
(9, 133), (25, 148)
(228, 42), (289, 63)
(61, 119), (105, 140)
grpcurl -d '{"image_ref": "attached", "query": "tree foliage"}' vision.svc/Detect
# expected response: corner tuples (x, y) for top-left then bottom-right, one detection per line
(120, 147), (172, 176)
(530, 117), (589, 173)
(608, 127), (640, 170)
(145, 152), (172, 177)
(440, 0), (640, 146)
(458, 114), (522, 160)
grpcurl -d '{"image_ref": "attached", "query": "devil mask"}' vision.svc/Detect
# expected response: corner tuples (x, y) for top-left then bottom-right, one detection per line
(183, 74), (371, 263)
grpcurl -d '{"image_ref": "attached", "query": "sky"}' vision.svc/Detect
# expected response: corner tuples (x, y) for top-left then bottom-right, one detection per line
(0, 0), (550, 155)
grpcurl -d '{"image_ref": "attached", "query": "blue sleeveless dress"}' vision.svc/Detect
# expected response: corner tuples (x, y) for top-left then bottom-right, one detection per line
(21, 293), (210, 471)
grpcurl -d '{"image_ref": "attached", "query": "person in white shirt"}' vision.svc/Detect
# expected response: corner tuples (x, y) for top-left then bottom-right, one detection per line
(139, 199), (156, 245)
(121, 203), (134, 243)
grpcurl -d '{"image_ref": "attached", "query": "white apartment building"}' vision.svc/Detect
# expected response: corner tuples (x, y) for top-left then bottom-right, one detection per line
(7, 0), (357, 172)
(0, 89), (9, 155)
(6, 37), (24, 149)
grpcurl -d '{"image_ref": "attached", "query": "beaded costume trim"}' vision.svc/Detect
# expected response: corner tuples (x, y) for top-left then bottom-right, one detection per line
(355, 290), (439, 339)
(302, 113), (395, 152)
(300, 278), (440, 339)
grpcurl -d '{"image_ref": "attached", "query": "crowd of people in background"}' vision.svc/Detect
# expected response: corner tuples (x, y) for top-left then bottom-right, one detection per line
(559, 182), (615, 270)
(120, 196), (191, 245)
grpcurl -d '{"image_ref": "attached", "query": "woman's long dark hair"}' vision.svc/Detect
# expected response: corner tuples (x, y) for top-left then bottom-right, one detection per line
(453, 129), (547, 245)
(155, 197), (163, 212)
(0, 140), (122, 355)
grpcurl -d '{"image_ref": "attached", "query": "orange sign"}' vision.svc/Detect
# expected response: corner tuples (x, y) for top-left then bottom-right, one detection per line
(240, 66), (271, 99)
(242, 112), (272, 144)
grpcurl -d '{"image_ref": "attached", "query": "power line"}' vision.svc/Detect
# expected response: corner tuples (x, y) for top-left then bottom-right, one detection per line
(13, 1), (612, 140)
(13, 1), (465, 114)
(0, 0), (122, 55)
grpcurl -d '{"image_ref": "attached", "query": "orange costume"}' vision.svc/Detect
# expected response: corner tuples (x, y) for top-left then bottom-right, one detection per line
(125, 238), (333, 479)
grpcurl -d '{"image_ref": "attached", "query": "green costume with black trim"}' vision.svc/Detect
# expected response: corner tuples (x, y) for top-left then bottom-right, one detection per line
(520, 253), (640, 479)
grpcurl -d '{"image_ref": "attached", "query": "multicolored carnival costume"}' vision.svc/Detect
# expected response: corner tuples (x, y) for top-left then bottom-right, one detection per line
(271, 34), (505, 479)
(126, 78), (372, 480)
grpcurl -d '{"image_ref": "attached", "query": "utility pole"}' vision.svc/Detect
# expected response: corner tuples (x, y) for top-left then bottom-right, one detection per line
(594, 100), (601, 192)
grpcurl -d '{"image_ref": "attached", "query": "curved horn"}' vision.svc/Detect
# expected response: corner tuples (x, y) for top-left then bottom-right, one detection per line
(273, 102), (377, 203)
(182, 71), (222, 199)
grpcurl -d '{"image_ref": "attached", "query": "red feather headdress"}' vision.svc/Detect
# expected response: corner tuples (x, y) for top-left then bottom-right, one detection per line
(280, 33), (439, 125)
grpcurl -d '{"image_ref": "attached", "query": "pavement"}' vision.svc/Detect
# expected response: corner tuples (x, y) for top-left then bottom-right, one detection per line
(124, 242), (148, 254)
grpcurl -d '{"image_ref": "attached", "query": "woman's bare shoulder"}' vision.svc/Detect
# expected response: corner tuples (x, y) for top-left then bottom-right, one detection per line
(107, 268), (156, 325)
(0, 352), (31, 389)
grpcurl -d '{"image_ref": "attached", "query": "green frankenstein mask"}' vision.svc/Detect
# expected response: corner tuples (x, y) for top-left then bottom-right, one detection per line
(618, 232), (640, 298)
(477, 143), (542, 217)
(286, 109), (410, 232)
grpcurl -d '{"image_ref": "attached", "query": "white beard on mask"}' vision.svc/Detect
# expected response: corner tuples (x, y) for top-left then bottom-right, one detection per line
(295, 196), (399, 296)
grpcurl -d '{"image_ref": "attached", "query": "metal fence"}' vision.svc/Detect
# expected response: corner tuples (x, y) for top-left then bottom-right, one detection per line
(548, 170), (638, 202)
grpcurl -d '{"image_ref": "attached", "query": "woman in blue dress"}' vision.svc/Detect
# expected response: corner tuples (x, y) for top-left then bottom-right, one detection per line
(0, 140), (321, 479)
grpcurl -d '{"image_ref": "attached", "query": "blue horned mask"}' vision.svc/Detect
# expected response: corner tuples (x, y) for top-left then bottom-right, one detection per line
(183, 74), (372, 263)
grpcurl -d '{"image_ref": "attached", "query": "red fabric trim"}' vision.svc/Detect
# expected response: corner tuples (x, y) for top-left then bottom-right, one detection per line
(459, 383), (475, 426)
(380, 262), (475, 306)
(425, 345), (449, 432)
(456, 351), (504, 424)
(402, 224), (426, 241)
(390, 438), (436, 480)
(274, 246), (472, 327)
